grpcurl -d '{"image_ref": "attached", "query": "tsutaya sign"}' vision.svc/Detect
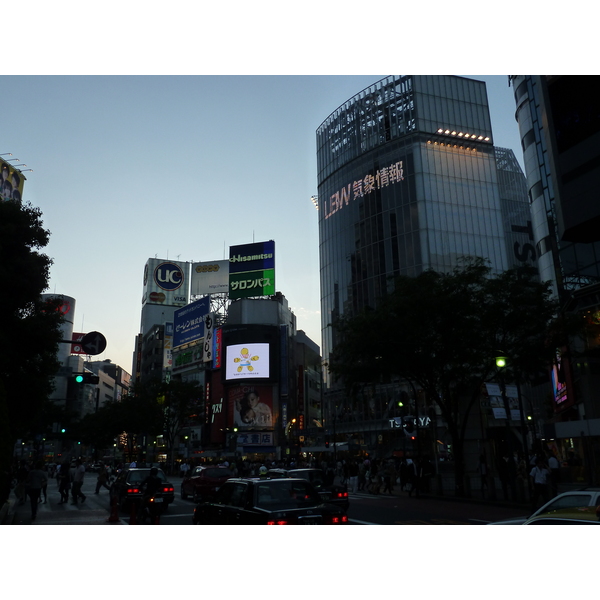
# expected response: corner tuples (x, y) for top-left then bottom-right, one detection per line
(323, 159), (406, 220)
(389, 416), (431, 429)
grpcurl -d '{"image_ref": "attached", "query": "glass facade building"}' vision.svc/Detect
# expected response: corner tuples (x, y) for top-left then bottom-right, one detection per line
(317, 75), (533, 393)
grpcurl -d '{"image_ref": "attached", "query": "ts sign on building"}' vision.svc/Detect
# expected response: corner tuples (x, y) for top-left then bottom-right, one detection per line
(142, 258), (190, 307)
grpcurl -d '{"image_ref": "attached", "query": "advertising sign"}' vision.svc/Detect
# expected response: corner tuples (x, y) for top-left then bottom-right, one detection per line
(191, 260), (229, 295)
(71, 332), (86, 355)
(1, 159), (25, 202)
(485, 383), (520, 420)
(142, 258), (190, 307)
(163, 322), (174, 371)
(225, 342), (270, 380)
(228, 240), (275, 299)
(173, 296), (209, 348)
(229, 385), (274, 429)
(203, 312), (215, 363)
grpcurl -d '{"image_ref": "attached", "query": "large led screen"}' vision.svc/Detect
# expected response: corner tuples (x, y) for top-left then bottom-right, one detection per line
(225, 342), (270, 381)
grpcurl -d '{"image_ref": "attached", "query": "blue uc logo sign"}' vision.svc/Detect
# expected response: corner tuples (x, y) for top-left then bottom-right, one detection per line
(154, 262), (184, 291)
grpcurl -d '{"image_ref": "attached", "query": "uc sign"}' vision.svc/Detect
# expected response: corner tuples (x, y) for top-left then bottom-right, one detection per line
(154, 262), (184, 291)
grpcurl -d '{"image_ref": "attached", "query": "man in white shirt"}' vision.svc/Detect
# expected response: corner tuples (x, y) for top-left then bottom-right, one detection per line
(71, 459), (86, 505)
(529, 459), (550, 512)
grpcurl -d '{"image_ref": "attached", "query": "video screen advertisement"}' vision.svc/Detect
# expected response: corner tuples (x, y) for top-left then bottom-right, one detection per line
(228, 240), (275, 299)
(229, 385), (274, 430)
(221, 324), (279, 384)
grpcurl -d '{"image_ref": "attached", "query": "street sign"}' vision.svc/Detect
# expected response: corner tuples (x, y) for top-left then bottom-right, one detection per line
(80, 331), (107, 355)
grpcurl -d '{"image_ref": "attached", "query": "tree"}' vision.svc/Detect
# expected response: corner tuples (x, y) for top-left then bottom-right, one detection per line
(132, 379), (203, 468)
(0, 200), (63, 505)
(329, 258), (569, 496)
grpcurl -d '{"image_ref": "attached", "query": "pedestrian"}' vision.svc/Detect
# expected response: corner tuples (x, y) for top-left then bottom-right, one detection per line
(24, 461), (47, 521)
(95, 464), (111, 494)
(14, 460), (29, 506)
(71, 459), (86, 505)
(348, 460), (359, 493)
(529, 458), (551, 511)
(547, 453), (560, 497)
(405, 459), (418, 497)
(40, 466), (48, 504)
(57, 460), (71, 503)
(383, 461), (396, 495)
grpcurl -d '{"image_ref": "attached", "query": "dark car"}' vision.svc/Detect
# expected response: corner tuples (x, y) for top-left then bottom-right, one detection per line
(181, 465), (234, 503)
(287, 468), (349, 511)
(111, 467), (175, 512)
(192, 477), (349, 525)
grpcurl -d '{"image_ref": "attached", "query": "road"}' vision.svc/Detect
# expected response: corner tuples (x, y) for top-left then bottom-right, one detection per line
(8, 475), (529, 525)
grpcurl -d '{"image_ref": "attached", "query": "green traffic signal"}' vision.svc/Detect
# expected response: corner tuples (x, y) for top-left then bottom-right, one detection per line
(75, 374), (84, 383)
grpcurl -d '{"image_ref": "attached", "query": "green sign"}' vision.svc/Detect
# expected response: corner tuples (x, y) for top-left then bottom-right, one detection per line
(229, 268), (275, 299)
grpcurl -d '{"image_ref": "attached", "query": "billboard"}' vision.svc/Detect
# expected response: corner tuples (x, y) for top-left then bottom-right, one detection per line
(228, 240), (275, 299)
(173, 296), (210, 348)
(142, 258), (190, 307)
(1, 159), (25, 202)
(225, 343), (270, 380)
(191, 260), (229, 295)
(229, 384), (274, 429)
(71, 332), (87, 355)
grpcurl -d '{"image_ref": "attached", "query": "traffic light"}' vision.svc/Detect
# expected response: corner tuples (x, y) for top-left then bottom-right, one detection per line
(325, 440), (330, 448)
(72, 372), (100, 384)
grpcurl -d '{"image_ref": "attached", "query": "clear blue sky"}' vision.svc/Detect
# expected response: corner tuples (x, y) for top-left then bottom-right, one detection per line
(2, 75), (524, 372)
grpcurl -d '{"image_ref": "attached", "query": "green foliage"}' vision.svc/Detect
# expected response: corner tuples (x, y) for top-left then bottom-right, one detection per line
(329, 258), (568, 495)
(0, 200), (62, 443)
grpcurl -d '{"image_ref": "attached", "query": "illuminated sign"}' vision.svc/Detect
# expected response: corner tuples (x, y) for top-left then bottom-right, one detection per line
(225, 343), (270, 380)
(324, 160), (405, 220)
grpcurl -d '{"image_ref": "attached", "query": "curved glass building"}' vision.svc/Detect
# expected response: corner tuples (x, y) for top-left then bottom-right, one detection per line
(317, 75), (532, 394)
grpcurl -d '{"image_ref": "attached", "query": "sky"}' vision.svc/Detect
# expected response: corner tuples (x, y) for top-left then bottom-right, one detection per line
(2, 75), (525, 372)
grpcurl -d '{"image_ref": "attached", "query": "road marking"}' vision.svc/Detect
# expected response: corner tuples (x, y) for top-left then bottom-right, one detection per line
(160, 512), (193, 518)
(349, 518), (381, 525)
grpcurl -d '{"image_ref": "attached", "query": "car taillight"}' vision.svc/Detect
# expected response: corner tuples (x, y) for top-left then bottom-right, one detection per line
(336, 491), (348, 498)
(331, 515), (349, 524)
(163, 486), (174, 493)
(127, 488), (140, 494)
(267, 520), (289, 525)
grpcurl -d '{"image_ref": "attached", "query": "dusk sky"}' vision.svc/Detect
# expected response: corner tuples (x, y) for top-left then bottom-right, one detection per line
(3, 75), (524, 371)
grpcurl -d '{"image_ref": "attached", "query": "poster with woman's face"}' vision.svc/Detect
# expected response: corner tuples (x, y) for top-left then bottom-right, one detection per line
(229, 385), (273, 429)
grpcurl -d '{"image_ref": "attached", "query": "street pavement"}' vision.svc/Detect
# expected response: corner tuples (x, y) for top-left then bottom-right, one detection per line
(7, 475), (126, 525)
(4, 472), (532, 525)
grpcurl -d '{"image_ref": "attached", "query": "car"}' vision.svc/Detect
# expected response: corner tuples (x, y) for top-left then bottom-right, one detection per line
(287, 468), (349, 511)
(192, 477), (349, 525)
(181, 465), (234, 503)
(523, 506), (600, 524)
(265, 468), (289, 479)
(488, 487), (600, 524)
(111, 467), (175, 512)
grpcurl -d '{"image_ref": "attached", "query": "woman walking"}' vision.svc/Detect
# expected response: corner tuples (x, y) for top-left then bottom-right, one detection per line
(57, 460), (71, 503)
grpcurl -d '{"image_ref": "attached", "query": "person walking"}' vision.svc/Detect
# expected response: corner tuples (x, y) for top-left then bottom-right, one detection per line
(57, 460), (71, 503)
(95, 464), (111, 494)
(24, 461), (47, 521)
(348, 460), (359, 493)
(547, 453), (560, 497)
(382, 461), (396, 495)
(71, 459), (86, 505)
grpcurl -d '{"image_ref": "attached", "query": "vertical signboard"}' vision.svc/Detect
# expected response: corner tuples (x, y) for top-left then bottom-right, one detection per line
(203, 312), (215, 363)
(173, 296), (210, 348)
(228, 240), (275, 299)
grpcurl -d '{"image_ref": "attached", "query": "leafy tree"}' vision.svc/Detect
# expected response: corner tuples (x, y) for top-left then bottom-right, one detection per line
(0, 200), (63, 505)
(329, 258), (571, 496)
(131, 379), (203, 467)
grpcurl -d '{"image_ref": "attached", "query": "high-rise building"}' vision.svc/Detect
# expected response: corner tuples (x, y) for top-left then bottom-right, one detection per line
(511, 76), (600, 480)
(317, 75), (533, 457)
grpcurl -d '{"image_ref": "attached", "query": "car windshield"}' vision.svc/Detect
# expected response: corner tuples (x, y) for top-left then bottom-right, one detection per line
(128, 470), (167, 483)
(204, 468), (233, 478)
(255, 481), (321, 510)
